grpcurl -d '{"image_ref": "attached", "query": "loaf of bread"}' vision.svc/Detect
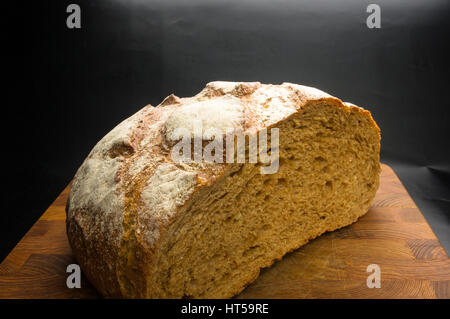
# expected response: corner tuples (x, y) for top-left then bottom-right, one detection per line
(66, 81), (380, 298)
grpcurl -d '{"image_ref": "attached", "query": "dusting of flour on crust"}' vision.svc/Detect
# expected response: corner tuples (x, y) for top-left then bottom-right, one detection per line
(137, 163), (197, 248)
(164, 95), (245, 141)
(69, 113), (139, 227)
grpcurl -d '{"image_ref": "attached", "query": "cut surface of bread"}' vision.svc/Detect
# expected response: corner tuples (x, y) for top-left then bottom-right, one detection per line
(66, 81), (380, 298)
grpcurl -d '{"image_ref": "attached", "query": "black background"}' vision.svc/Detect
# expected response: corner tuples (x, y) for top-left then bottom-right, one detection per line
(1, 0), (449, 262)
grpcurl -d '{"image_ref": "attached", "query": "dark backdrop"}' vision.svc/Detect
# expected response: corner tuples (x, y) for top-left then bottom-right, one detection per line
(1, 0), (449, 261)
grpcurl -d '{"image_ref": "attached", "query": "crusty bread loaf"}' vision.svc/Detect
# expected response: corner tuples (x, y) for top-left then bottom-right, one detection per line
(66, 81), (380, 298)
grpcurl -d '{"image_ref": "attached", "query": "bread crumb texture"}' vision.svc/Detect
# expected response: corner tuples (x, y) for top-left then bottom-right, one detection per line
(66, 81), (381, 298)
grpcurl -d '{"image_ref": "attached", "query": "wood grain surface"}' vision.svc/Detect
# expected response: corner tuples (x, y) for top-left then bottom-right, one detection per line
(0, 164), (449, 299)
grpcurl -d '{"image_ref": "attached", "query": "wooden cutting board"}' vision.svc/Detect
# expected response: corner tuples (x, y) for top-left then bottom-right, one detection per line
(0, 164), (449, 299)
